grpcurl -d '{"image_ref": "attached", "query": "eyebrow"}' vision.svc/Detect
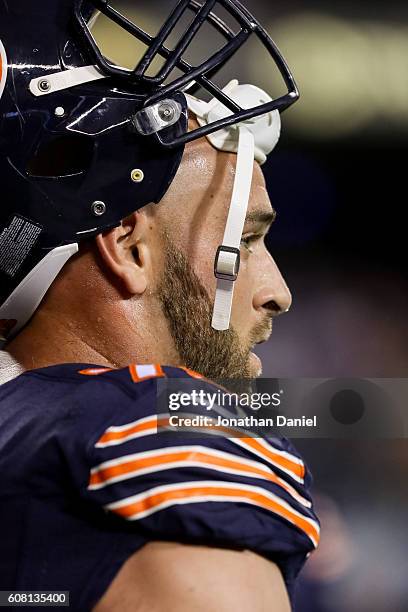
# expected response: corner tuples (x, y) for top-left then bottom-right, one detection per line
(244, 209), (277, 227)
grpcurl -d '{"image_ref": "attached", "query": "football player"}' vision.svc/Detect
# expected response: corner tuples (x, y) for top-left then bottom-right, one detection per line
(0, 1), (319, 610)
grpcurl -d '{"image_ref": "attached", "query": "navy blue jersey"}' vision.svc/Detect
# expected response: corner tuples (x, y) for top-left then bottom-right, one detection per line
(0, 363), (319, 610)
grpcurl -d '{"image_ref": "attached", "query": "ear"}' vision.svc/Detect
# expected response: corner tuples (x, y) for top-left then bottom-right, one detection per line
(95, 212), (150, 296)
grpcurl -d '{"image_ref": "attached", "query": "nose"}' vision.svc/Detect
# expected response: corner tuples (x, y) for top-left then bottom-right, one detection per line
(252, 255), (292, 316)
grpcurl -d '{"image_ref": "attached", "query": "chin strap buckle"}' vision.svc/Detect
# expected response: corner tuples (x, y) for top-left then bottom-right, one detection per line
(214, 246), (241, 282)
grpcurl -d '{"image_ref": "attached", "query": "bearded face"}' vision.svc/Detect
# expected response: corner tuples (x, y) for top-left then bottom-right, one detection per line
(158, 235), (272, 380)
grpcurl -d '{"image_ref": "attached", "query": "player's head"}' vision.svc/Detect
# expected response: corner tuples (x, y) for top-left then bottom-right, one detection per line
(0, 0), (298, 377)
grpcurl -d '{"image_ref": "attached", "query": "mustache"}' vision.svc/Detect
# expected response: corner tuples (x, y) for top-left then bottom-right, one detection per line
(248, 316), (273, 348)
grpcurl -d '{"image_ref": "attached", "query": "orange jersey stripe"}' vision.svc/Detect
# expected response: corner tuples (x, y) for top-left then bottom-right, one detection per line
(95, 415), (242, 448)
(78, 368), (114, 376)
(94, 416), (305, 484)
(89, 447), (309, 507)
(237, 438), (305, 480)
(173, 425), (305, 481)
(96, 416), (169, 446)
(178, 367), (204, 379)
(109, 483), (319, 547)
(191, 427), (305, 481)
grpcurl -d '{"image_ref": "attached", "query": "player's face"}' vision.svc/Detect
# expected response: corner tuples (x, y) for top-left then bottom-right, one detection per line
(154, 134), (292, 379)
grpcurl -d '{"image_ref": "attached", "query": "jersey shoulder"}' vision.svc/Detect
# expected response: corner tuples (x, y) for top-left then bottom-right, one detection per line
(15, 361), (211, 422)
(0, 361), (320, 602)
(0, 361), (208, 474)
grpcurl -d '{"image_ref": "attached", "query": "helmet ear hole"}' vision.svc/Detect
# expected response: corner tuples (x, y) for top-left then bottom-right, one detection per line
(27, 135), (94, 178)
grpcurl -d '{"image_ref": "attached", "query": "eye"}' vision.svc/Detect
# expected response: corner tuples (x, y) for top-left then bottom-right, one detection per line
(240, 234), (262, 253)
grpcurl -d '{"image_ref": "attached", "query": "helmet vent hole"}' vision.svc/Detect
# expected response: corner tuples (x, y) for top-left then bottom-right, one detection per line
(27, 135), (94, 179)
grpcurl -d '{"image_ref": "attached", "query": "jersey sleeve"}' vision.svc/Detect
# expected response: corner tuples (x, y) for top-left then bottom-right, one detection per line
(64, 365), (320, 595)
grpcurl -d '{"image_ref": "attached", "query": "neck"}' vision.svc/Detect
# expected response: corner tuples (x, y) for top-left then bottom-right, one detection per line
(6, 299), (178, 372)
(5, 245), (180, 372)
(7, 310), (115, 371)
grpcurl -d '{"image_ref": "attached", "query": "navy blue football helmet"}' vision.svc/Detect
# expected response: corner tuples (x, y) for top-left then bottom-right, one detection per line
(0, 0), (298, 341)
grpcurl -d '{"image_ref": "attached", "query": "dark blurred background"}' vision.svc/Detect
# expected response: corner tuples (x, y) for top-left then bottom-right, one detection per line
(94, 2), (408, 609)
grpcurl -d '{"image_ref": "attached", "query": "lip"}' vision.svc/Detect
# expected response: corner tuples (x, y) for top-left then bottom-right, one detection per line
(252, 329), (272, 348)
(255, 334), (271, 345)
(249, 351), (263, 377)
(253, 321), (273, 347)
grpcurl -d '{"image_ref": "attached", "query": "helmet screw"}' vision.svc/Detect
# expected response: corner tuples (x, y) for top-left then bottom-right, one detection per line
(38, 79), (51, 93)
(91, 201), (106, 216)
(131, 169), (144, 183)
(158, 102), (175, 122)
(55, 107), (65, 117)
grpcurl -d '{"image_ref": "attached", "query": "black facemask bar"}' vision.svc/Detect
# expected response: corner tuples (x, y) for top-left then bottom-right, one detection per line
(74, 0), (299, 148)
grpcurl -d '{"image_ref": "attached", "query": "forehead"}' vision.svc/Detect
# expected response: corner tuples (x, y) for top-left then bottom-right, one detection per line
(178, 135), (272, 216)
(156, 128), (274, 245)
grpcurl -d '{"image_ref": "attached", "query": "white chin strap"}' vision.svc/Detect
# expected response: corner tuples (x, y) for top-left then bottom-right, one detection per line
(212, 126), (254, 330)
(186, 80), (281, 331)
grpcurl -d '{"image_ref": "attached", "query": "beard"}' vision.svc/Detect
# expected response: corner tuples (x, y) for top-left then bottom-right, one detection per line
(157, 235), (269, 380)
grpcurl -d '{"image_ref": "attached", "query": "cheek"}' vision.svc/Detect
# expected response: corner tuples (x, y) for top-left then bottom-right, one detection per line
(195, 240), (218, 295)
(232, 246), (272, 323)
(230, 257), (257, 331)
(187, 226), (226, 292)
